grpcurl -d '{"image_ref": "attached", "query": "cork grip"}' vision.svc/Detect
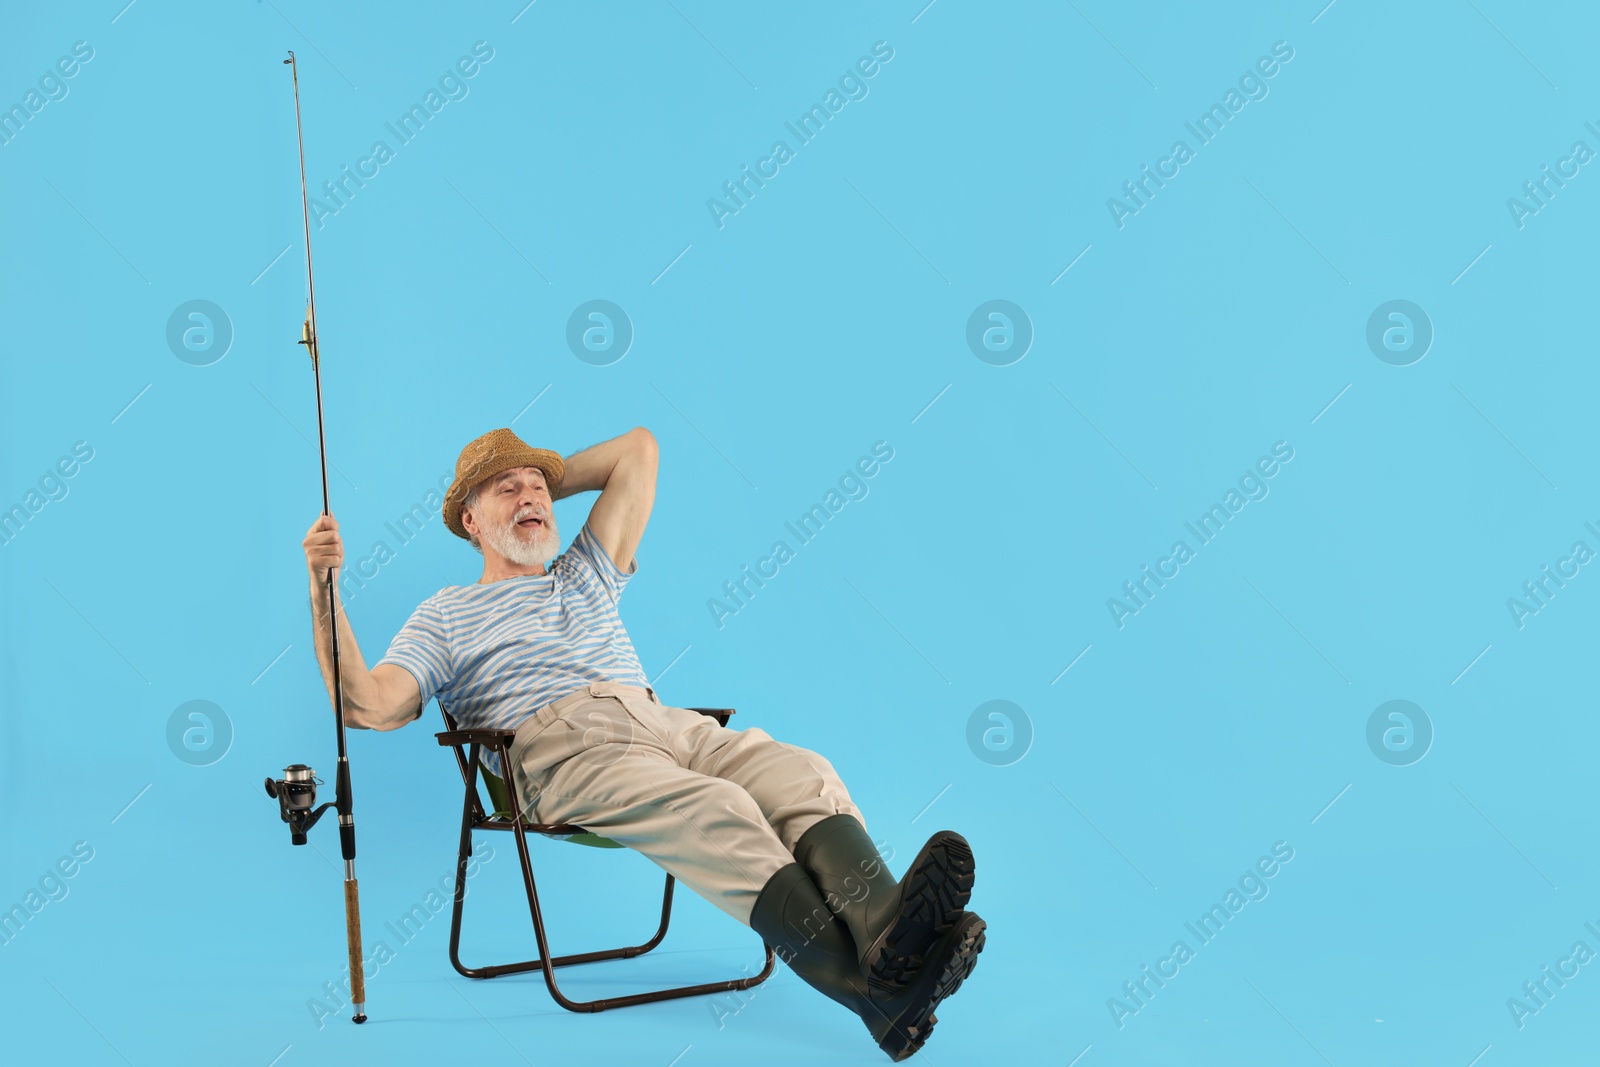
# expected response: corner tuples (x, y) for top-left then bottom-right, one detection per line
(344, 879), (366, 1008)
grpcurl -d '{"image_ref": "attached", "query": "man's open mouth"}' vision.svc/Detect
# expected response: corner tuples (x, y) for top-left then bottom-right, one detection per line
(517, 516), (544, 529)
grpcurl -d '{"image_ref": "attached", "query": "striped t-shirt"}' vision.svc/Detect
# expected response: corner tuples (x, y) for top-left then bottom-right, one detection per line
(376, 519), (649, 775)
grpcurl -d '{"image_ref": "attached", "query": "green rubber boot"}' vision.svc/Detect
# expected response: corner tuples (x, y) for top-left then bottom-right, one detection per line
(792, 813), (976, 992)
(749, 862), (986, 1062)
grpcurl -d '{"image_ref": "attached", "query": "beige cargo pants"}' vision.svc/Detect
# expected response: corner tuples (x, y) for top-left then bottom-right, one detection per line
(507, 680), (866, 925)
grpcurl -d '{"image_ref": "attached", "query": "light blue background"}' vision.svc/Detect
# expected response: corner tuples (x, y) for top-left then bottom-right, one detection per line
(2, 1), (1596, 1064)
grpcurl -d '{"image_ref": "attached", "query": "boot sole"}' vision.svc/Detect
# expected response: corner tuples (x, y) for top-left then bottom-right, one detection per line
(866, 831), (976, 993)
(873, 912), (986, 1062)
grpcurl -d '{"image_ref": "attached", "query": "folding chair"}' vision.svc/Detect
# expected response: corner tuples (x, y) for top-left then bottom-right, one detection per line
(436, 702), (776, 1012)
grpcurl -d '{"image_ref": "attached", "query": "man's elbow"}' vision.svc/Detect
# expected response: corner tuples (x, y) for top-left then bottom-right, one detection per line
(361, 665), (422, 731)
(346, 696), (413, 732)
(368, 697), (420, 731)
(349, 709), (409, 732)
(628, 425), (657, 453)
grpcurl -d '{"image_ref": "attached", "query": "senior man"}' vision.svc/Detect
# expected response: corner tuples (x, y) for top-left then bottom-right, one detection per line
(301, 426), (985, 1060)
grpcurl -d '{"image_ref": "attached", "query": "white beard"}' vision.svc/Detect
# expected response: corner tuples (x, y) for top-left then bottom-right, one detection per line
(482, 507), (561, 568)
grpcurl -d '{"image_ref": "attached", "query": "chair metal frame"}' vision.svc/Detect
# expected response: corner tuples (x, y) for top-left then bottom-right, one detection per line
(435, 704), (776, 1013)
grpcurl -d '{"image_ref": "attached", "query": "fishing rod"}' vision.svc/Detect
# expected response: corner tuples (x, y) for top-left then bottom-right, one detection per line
(261, 49), (367, 1026)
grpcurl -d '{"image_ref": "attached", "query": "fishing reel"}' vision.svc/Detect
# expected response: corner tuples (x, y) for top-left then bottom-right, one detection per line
(264, 763), (336, 845)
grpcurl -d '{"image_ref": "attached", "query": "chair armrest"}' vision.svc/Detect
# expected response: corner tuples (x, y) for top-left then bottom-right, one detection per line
(686, 707), (736, 727)
(436, 728), (517, 748)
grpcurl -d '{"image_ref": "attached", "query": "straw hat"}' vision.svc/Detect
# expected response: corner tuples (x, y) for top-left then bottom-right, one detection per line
(442, 427), (565, 541)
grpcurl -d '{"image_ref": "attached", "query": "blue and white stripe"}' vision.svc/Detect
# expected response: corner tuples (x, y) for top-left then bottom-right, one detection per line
(377, 520), (648, 776)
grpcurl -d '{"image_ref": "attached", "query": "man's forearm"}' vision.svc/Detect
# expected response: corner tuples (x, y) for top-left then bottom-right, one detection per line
(555, 427), (652, 499)
(307, 570), (386, 729)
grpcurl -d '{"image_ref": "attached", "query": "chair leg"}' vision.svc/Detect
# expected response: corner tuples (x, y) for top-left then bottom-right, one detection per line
(634, 871), (675, 956)
(445, 740), (775, 1011)
(447, 744), (651, 978)
(448, 786), (516, 978)
(447, 817), (777, 1011)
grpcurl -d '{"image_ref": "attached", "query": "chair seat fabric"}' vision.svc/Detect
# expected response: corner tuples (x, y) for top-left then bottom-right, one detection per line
(480, 765), (624, 849)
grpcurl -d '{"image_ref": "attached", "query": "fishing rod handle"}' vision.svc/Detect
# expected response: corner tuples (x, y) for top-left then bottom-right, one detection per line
(345, 878), (367, 1022)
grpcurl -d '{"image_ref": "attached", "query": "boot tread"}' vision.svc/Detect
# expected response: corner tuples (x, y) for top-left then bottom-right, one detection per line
(873, 912), (986, 1062)
(867, 832), (976, 993)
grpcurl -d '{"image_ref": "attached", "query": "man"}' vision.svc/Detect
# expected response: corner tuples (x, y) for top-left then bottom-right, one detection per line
(301, 425), (986, 1060)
